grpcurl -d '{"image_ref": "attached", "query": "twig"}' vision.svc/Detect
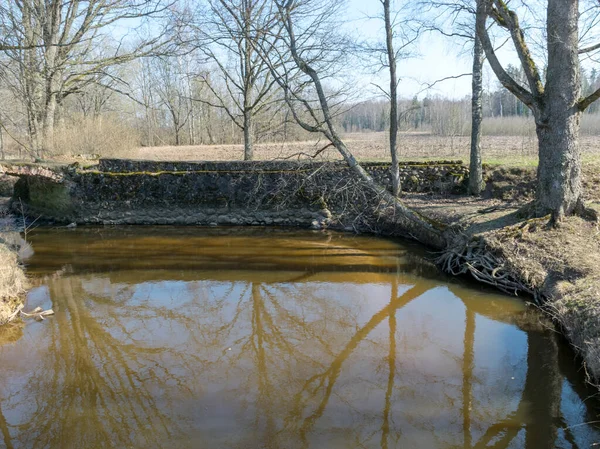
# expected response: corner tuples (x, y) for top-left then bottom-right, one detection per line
(276, 142), (335, 161)
(7, 304), (24, 322)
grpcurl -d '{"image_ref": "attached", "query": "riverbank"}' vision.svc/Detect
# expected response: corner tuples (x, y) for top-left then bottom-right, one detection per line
(3, 159), (600, 386)
(0, 198), (27, 325)
(405, 167), (600, 383)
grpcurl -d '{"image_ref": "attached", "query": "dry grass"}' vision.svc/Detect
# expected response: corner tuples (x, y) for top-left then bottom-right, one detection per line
(0, 200), (27, 325)
(132, 132), (536, 162)
(129, 132), (600, 167)
(486, 218), (600, 382)
(481, 116), (535, 136)
(2, 125), (599, 166)
(51, 117), (140, 159)
(0, 241), (27, 325)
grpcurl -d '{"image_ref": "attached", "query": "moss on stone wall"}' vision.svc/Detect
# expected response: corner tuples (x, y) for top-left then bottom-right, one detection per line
(13, 159), (470, 225)
(14, 178), (73, 219)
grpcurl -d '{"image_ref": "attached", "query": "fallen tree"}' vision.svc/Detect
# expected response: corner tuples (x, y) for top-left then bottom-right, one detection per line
(258, 0), (448, 249)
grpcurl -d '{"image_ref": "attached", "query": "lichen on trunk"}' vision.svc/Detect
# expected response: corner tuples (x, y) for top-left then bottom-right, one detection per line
(533, 0), (583, 221)
(476, 0), (598, 222)
(535, 112), (583, 220)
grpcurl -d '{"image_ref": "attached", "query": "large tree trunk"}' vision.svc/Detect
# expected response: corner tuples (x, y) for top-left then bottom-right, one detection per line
(535, 111), (582, 219)
(41, 21), (61, 158)
(469, 28), (484, 196)
(42, 93), (57, 156)
(535, 0), (582, 220)
(384, 0), (400, 197)
(476, 0), (592, 220)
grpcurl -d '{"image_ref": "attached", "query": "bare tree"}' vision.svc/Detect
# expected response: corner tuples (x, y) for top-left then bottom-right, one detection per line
(0, 0), (174, 158)
(74, 78), (117, 120)
(258, 0), (447, 249)
(420, 0), (486, 195)
(358, 1), (421, 196)
(133, 57), (160, 147)
(378, 1), (421, 196)
(192, 0), (281, 160)
(152, 57), (193, 146)
(470, 4), (485, 195)
(383, 0), (401, 197)
(477, 0), (600, 221)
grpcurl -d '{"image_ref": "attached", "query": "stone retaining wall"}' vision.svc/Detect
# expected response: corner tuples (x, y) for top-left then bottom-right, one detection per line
(13, 159), (469, 226)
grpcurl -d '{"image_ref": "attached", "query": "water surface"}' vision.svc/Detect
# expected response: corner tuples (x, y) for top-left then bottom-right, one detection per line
(0, 227), (598, 449)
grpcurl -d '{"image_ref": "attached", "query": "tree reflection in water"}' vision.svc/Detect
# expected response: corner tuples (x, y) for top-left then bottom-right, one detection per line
(0, 231), (599, 448)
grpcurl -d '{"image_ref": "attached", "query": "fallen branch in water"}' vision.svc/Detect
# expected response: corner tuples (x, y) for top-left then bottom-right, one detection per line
(21, 306), (55, 321)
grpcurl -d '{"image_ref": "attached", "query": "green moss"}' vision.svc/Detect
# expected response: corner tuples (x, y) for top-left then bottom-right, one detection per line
(26, 179), (73, 216)
(83, 169), (320, 177)
(80, 160), (468, 178)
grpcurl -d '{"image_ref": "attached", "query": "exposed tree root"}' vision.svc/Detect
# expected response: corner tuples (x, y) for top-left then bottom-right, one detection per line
(574, 199), (599, 223)
(437, 236), (536, 300)
(517, 199), (599, 228)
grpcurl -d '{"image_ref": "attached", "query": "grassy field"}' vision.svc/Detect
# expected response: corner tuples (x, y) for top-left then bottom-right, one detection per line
(131, 132), (600, 167)
(2, 130), (597, 168)
(133, 132), (534, 163)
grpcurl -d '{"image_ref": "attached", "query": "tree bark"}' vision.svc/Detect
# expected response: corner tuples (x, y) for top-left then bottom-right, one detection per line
(171, 110), (181, 146)
(534, 0), (583, 220)
(383, 0), (400, 196)
(476, 0), (587, 220)
(535, 112), (582, 219)
(244, 109), (254, 161)
(469, 25), (484, 196)
(42, 92), (58, 155)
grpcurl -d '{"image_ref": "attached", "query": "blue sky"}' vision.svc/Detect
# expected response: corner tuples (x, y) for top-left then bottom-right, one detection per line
(346, 0), (476, 100)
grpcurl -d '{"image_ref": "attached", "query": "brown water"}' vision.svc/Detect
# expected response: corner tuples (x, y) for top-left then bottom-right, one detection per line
(0, 227), (599, 449)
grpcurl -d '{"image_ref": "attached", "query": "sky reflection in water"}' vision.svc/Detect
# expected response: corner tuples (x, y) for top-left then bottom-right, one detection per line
(0, 227), (598, 449)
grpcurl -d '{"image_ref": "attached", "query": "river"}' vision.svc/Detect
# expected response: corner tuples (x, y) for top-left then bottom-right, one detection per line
(0, 227), (598, 448)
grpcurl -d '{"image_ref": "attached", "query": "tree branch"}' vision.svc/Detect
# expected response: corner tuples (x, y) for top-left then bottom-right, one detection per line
(579, 42), (600, 54)
(578, 87), (600, 111)
(491, 0), (544, 97)
(476, 0), (536, 110)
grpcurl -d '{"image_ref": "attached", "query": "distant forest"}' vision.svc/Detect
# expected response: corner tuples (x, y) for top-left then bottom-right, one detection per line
(340, 66), (600, 135)
(1, 0), (599, 159)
